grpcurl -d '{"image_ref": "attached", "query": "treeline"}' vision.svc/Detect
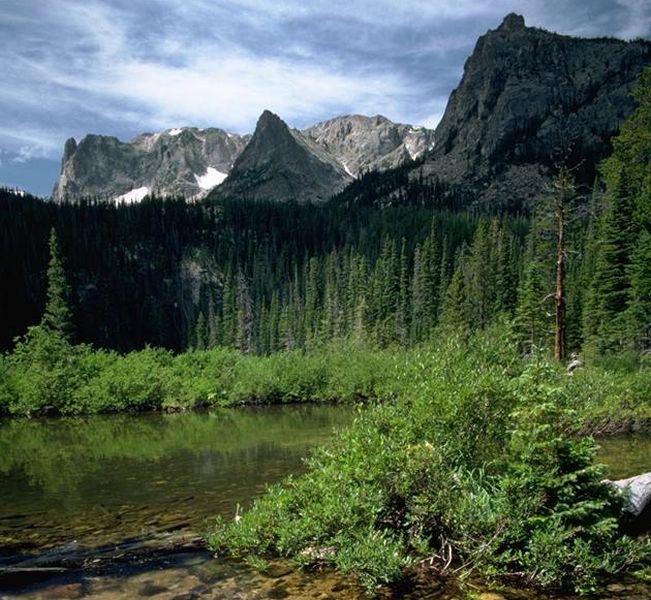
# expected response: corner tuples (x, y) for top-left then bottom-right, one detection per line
(2, 69), (649, 361)
(0, 188), (519, 353)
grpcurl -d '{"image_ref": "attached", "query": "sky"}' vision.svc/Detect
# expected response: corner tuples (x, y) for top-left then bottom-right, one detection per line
(1, 0), (650, 197)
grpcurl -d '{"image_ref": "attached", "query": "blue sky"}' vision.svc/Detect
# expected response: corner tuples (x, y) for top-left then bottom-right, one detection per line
(1, 0), (650, 196)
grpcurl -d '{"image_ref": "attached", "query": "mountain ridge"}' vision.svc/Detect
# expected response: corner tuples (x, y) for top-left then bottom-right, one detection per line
(51, 13), (650, 208)
(207, 110), (353, 204)
(53, 127), (250, 201)
(52, 114), (435, 202)
(414, 13), (651, 208)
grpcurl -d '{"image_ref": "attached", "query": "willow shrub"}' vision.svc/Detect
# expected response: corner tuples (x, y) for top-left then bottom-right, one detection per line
(209, 330), (650, 593)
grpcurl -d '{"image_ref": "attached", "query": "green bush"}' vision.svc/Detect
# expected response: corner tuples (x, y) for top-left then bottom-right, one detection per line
(209, 334), (650, 593)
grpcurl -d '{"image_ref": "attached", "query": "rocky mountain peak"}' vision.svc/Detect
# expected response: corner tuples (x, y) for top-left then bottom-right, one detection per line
(417, 16), (651, 208)
(208, 110), (352, 204)
(258, 109), (285, 128)
(62, 137), (78, 163)
(53, 127), (250, 201)
(498, 13), (525, 32)
(303, 114), (435, 177)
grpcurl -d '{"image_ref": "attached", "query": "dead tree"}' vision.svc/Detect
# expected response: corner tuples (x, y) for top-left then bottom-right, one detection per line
(552, 167), (575, 362)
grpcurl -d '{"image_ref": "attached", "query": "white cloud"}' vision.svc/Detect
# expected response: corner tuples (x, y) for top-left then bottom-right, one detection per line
(615, 0), (651, 38)
(0, 0), (649, 163)
(101, 52), (407, 131)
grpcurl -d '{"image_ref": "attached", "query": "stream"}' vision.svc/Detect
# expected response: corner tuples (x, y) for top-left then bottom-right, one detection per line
(0, 407), (649, 599)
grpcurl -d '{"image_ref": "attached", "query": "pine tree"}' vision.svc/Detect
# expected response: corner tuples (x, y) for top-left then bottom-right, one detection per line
(235, 270), (254, 353)
(439, 244), (469, 333)
(515, 217), (554, 354)
(627, 228), (651, 350)
(194, 312), (207, 350)
(584, 166), (637, 352)
(551, 168), (576, 361)
(42, 228), (74, 340)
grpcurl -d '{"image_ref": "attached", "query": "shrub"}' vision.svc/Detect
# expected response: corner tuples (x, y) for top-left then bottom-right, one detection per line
(210, 335), (650, 593)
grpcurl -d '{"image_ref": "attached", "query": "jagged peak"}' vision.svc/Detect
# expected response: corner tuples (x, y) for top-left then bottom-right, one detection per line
(257, 109), (286, 128)
(62, 137), (77, 162)
(498, 13), (526, 32)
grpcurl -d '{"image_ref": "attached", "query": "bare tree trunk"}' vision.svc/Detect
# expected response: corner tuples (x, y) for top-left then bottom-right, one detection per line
(555, 202), (566, 361)
(554, 170), (571, 362)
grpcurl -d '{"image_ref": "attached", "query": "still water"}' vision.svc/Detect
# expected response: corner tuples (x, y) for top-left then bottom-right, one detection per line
(0, 408), (649, 599)
(0, 406), (355, 556)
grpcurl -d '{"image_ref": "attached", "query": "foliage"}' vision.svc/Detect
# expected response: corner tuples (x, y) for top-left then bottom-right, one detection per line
(209, 330), (650, 593)
(584, 67), (651, 355)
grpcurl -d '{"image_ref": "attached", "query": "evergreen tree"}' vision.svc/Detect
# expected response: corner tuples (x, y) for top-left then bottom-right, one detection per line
(439, 244), (469, 333)
(515, 217), (554, 354)
(584, 166), (637, 352)
(42, 228), (74, 340)
(194, 312), (207, 350)
(627, 228), (651, 350)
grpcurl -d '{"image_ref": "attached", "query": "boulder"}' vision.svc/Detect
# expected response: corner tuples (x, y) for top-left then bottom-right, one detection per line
(604, 472), (651, 516)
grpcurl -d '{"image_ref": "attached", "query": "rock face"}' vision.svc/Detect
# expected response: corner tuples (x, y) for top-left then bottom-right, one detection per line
(302, 115), (435, 177)
(208, 110), (353, 204)
(418, 13), (651, 208)
(53, 114), (432, 203)
(53, 128), (250, 201)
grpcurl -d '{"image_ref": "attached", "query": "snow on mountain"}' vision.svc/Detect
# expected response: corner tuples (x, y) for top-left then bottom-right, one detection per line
(195, 167), (228, 190)
(117, 186), (150, 203)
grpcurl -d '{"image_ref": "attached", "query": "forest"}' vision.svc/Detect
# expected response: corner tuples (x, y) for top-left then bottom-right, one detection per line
(2, 68), (649, 362)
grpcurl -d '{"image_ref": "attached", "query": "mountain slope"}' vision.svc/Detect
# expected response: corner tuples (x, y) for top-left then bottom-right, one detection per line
(302, 115), (434, 177)
(52, 114), (433, 203)
(53, 128), (250, 201)
(208, 110), (353, 204)
(416, 13), (651, 208)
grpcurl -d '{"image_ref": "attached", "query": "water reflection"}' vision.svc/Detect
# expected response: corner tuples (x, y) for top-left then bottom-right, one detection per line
(0, 405), (355, 553)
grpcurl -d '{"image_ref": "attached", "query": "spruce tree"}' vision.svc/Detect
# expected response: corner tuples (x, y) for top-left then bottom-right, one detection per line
(42, 228), (74, 340)
(439, 245), (469, 333)
(627, 229), (651, 350)
(584, 166), (637, 352)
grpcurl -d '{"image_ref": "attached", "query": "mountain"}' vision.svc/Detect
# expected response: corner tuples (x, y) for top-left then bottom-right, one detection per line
(207, 110), (353, 204)
(302, 115), (435, 177)
(52, 14), (649, 208)
(53, 127), (250, 201)
(413, 13), (651, 208)
(53, 114), (434, 203)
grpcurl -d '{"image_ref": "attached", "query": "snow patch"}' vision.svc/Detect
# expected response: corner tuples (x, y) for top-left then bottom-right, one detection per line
(195, 167), (227, 190)
(168, 128), (183, 136)
(342, 162), (356, 178)
(5, 187), (26, 197)
(117, 186), (150, 203)
(404, 142), (419, 160)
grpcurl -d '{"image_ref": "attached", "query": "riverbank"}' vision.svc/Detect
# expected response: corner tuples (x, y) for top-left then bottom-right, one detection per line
(2, 331), (650, 435)
(0, 402), (649, 598)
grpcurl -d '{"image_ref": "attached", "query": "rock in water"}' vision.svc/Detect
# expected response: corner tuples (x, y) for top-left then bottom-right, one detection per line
(605, 472), (651, 516)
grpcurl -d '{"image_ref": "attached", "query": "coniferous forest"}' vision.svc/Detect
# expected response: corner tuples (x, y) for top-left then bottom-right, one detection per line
(2, 72), (650, 361)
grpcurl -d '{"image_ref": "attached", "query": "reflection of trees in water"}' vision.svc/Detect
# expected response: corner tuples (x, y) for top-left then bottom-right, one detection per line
(0, 405), (352, 515)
